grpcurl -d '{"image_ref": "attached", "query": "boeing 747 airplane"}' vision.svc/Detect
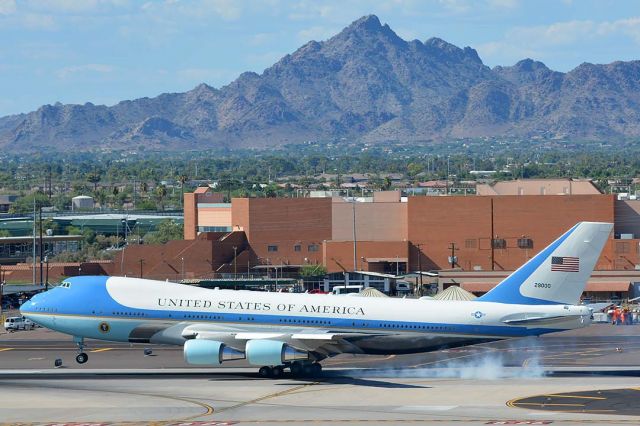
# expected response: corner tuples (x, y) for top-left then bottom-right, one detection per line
(20, 222), (612, 377)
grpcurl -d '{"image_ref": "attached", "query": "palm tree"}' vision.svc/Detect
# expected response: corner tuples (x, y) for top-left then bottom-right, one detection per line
(87, 171), (100, 192)
(155, 184), (167, 211)
(178, 174), (188, 208)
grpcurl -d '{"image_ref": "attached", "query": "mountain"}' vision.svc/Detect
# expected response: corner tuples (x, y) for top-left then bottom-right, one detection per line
(2, 15), (640, 152)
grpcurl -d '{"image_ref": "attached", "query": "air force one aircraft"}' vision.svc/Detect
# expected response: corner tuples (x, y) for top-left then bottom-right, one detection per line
(21, 222), (611, 377)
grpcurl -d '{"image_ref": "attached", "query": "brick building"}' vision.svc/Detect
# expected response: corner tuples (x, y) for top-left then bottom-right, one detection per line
(174, 187), (640, 279)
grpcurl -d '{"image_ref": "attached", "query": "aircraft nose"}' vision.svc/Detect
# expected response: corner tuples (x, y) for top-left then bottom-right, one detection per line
(20, 293), (40, 316)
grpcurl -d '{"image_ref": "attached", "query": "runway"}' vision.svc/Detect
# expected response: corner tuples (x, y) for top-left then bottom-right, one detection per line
(1, 324), (639, 425)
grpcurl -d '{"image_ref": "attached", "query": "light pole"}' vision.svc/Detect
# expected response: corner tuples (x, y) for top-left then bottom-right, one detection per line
(233, 246), (237, 278)
(44, 256), (49, 291)
(181, 257), (184, 281)
(139, 259), (144, 279)
(396, 255), (399, 276)
(352, 198), (357, 272)
(416, 244), (424, 295)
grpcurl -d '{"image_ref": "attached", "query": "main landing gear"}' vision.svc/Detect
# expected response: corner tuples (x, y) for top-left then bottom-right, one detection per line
(74, 336), (88, 364)
(258, 361), (322, 379)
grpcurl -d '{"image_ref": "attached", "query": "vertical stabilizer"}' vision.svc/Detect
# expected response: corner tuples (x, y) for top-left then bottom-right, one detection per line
(478, 222), (612, 305)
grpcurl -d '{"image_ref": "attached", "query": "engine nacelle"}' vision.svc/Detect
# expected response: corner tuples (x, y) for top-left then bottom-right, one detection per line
(245, 339), (308, 366)
(183, 339), (245, 365)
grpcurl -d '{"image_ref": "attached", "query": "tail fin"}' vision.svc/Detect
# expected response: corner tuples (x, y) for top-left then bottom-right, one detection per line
(478, 222), (612, 305)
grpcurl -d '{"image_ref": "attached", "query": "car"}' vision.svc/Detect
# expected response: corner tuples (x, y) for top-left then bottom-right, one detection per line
(3, 316), (35, 331)
(395, 281), (412, 294)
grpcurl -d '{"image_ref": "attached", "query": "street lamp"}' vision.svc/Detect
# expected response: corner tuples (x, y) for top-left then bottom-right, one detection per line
(44, 256), (49, 291)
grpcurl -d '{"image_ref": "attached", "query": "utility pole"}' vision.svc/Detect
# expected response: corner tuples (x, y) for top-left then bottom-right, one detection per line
(39, 205), (43, 286)
(352, 199), (357, 271)
(233, 246), (238, 278)
(416, 244), (423, 295)
(32, 198), (36, 285)
(44, 256), (49, 291)
(448, 242), (458, 268)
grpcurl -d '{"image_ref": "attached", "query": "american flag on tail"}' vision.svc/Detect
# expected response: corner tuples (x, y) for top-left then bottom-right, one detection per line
(551, 256), (579, 272)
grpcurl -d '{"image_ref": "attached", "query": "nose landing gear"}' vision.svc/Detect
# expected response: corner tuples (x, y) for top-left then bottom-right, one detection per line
(74, 336), (88, 364)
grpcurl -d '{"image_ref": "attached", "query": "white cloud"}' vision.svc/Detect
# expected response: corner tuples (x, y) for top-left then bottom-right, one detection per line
(56, 63), (114, 79)
(177, 67), (234, 83)
(0, 0), (16, 15)
(487, 0), (520, 9)
(22, 13), (57, 30)
(141, 0), (243, 21)
(478, 16), (640, 68)
(297, 25), (338, 42)
(24, 0), (129, 14)
(248, 32), (275, 46)
(598, 17), (640, 44)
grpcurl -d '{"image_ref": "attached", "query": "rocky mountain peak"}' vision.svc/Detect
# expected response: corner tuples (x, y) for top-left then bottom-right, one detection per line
(1, 16), (639, 152)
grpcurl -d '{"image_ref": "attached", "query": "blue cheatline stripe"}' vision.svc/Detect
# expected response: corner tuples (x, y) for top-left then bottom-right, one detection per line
(477, 223), (580, 305)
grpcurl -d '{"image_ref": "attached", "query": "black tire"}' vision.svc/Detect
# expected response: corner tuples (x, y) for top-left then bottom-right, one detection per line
(76, 353), (88, 364)
(311, 363), (322, 377)
(258, 366), (272, 378)
(272, 366), (284, 378)
(290, 362), (303, 376)
(302, 363), (313, 376)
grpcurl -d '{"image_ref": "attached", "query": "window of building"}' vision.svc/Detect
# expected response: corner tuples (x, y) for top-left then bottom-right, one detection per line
(616, 242), (629, 254)
(491, 238), (506, 249)
(308, 244), (319, 252)
(517, 238), (533, 249)
(267, 245), (278, 252)
(294, 244), (301, 252)
(465, 239), (477, 249)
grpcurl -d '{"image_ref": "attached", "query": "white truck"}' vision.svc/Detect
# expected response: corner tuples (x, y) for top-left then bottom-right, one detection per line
(3, 316), (35, 331)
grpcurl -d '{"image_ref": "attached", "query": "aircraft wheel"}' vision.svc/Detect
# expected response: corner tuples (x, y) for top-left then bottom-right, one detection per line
(311, 362), (322, 377)
(75, 353), (88, 364)
(302, 363), (313, 376)
(258, 366), (273, 378)
(272, 366), (285, 378)
(290, 361), (303, 376)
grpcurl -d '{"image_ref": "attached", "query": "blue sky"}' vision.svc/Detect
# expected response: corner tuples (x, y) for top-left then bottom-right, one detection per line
(0, 0), (639, 116)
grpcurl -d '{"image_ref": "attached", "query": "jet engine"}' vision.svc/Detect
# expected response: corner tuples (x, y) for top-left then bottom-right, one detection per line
(245, 339), (308, 366)
(183, 339), (245, 365)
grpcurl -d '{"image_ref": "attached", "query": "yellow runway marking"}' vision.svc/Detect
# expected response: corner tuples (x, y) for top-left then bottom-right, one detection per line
(513, 402), (585, 407)
(543, 394), (606, 400)
(0, 348), (14, 352)
(90, 347), (113, 353)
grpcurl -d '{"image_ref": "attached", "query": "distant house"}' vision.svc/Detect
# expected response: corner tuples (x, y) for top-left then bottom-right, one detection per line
(0, 195), (18, 213)
(476, 178), (601, 196)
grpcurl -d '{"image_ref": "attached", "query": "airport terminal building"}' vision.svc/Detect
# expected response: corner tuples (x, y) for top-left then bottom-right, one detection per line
(110, 181), (640, 299)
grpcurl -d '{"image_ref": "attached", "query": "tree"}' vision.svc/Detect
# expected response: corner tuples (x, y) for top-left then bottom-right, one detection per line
(178, 174), (188, 207)
(155, 184), (167, 211)
(144, 219), (183, 244)
(8, 192), (50, 214)
(86, 171), (101, 192)
(299, 264), (327, 277)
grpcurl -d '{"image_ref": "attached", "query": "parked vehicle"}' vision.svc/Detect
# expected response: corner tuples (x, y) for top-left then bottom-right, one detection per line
(331, 285), (363, 295)
(3, 316), (35, 331)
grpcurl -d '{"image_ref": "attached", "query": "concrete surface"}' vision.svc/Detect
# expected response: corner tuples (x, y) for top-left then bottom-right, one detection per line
(0, 324), (638, 425)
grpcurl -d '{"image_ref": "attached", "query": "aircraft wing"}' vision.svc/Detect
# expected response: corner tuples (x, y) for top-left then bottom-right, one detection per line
(178, 323), (391, 357)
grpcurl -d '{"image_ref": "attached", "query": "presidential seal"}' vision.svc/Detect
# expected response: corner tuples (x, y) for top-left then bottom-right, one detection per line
(99, 322), (110, 333)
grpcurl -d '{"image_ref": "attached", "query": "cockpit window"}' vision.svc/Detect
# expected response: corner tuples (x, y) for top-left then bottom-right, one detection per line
(60, 282), (71, 288)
